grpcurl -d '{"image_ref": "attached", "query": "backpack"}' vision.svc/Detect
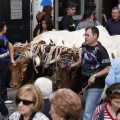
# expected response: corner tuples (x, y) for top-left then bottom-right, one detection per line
(99, 103), (104, 120)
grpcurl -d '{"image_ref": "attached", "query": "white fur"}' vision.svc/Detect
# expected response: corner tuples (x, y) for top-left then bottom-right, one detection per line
(32, 26), (119, 60)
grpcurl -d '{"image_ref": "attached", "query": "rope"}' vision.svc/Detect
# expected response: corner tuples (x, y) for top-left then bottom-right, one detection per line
(78, 84), (90, 96)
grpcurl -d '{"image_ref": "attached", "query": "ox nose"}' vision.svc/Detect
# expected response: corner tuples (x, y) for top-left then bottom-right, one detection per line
(10, 83), (18, 88)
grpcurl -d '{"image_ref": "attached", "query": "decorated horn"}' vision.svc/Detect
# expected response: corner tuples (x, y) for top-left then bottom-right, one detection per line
(33, 55), (41, 67)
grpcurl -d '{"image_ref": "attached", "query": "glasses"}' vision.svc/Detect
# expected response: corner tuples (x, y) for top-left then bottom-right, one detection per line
(109, 90), (120, 94)
(83, 34), (93, 37)
(16, 97), (34, 105)
(112, 90), (120, 94)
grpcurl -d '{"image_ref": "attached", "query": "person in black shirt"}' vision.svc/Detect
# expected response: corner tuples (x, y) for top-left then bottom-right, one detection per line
(60, 2), (76, 31)
(70, 26), (111, 120)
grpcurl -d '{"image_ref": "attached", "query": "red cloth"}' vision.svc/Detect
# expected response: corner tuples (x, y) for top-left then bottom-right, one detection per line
(80, 16), (97, 22)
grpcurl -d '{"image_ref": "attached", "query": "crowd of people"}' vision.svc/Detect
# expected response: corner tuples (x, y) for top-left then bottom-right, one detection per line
(0, 1), (120, 120)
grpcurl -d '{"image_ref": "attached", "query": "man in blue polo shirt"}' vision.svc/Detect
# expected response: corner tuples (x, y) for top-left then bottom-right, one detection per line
(106, 7), (120, 35)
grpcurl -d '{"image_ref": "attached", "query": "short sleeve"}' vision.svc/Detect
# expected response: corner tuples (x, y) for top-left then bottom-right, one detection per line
(0, 38), (8, 49)
(61, 16), (70, 30)
(97, 45), (111, 67)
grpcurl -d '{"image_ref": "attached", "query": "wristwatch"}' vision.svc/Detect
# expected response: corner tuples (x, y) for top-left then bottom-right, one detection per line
(93, 74), (97, 78)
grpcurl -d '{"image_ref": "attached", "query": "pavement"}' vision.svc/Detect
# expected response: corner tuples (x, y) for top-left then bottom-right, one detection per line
(0, 88), (85, 120)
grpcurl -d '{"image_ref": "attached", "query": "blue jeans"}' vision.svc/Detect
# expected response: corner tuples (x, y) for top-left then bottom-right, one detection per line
(83, 88), (104, 120)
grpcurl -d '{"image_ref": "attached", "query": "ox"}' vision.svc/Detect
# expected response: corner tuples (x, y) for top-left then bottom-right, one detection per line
(9, 42), (82, 94)
(4, 26), (119, 91)
(57, 51), (82, 93)
(9, 42), (55, 88)
(32, 25), (118, 60)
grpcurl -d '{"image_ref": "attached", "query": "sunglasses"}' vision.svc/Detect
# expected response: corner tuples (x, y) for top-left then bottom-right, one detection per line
(109, 90), (120, 94)
(112, 90), (120, 94)
(16, 97), (34, 105)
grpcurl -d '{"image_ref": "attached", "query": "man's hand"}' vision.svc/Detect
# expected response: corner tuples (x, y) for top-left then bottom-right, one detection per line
(11, 60), (16, 66)
(69, 60), (81, 70)
(69, 63), (76, 70)
(88, 75), (96, 86)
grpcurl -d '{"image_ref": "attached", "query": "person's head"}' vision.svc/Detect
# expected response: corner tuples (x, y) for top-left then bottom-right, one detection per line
(105, 83), (120, 112)
(36, 12), (46, 23)
(0, 20), (7, 34)
(42, 6), (53, 17)
(34, 77), (53, 99)
(49, 88), (82, 120)
(83, 9), (95, 20)
(116, 108), (120, 120)
(111, 7), (120, 21)
(83, 26), (99, 46)
(66, 2), (76, 16)
(40, 14), (54, 33)
(15, 84), (44, 116)
(118, 0), (120, 4)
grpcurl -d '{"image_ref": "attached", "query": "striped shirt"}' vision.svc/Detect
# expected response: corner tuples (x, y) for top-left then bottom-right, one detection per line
(92, 103), (115, 120)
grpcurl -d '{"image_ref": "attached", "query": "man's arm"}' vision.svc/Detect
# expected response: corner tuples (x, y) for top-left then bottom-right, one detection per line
(88, 66), (111, 85)
(70, 59), (81, 69)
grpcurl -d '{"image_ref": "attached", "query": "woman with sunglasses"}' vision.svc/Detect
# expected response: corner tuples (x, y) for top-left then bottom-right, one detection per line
(9, 84), (49, 120)
(92, 83), (120, 120)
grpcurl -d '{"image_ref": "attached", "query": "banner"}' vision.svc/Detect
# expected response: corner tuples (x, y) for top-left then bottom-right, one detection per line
(38, 0), (53, 12)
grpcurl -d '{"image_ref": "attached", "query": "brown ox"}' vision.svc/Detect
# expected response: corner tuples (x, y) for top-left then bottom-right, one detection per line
(9, 42), (54, 88)
(9, 43), (82, 94)
(9, 58), (53, 88)
(57, 50), (82, 93)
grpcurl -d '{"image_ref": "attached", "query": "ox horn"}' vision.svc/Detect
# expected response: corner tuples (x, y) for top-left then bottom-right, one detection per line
(0, 51), (9, 58)
(47, 55), (60, 65)
(33, 55), (41, 67)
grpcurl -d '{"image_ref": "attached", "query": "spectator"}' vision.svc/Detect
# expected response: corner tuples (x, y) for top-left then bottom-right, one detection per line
(42, 6), (53, 18)
(35, 77), (52, 120)
(105, 57), (120, 86)
(80, 4), (97, 22)
(92, 83), (120, 120)
(76, 9), (101, 30)
(37, 14), (54, 35)
(0, 20), (15, 104)
(9, 84), (49, 120)
(116, 108), (120, 120)
(70, 26), (111, 120)
(42, 6), (54, 23)
(0, 97), (9, 119)
(60, 2), (77, 31)
(118, 0), (120, 8)
(49, 88), (82, 120)
(33, 12), (46, 38)
(106, 7), (120, 35)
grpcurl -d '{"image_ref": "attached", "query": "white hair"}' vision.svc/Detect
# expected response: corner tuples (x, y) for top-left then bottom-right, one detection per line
(34, 77), (52, 99)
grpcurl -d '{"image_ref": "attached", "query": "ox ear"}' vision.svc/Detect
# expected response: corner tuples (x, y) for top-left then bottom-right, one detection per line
(62, 40), (64, 45)
(21, 64), (28, 73)
(50, 39), (53, 43)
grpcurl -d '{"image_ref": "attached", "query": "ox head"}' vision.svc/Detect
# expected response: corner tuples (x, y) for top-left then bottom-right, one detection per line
(9, 58), (35, 88)
(58, 51), (78, 87)
(60, 54), (72, 68)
